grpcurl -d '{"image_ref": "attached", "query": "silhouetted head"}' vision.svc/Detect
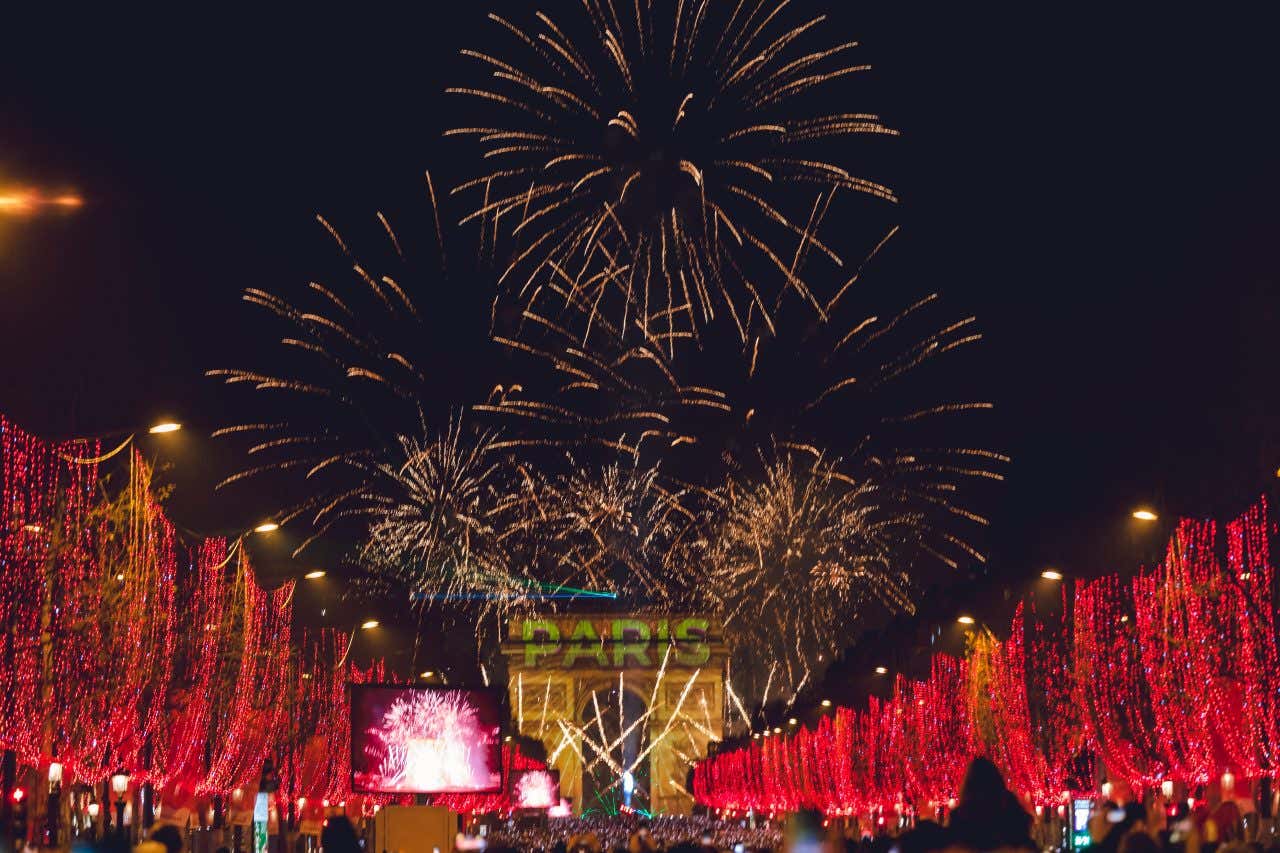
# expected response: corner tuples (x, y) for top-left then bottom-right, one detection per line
(960, 757), (1007, 804)
(321, 816), (361, 853)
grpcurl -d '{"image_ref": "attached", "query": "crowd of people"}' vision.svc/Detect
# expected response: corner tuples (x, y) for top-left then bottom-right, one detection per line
(22, 758), (1280, 853)
(484, 813), (781, 852)
(474, 759), (1280, 853)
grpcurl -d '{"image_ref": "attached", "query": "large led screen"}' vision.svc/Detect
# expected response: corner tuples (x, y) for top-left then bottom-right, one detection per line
(510, 769), (560, 810)
(350, 685), (503, 794)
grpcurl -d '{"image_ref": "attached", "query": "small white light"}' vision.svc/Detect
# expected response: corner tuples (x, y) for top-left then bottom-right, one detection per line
(253, 522), (279, 533)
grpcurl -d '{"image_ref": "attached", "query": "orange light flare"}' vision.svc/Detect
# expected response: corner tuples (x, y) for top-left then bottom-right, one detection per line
(0, 187), (84, 215)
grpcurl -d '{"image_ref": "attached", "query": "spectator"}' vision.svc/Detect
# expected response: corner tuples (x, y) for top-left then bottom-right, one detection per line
(147, 825), (183, 853)
(320, 816), (361, 853)
(947, 758), (1035, 851)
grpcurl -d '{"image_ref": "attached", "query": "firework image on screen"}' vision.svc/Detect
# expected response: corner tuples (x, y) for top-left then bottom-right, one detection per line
(510, 769), (560, 810)
(350, 686), (503, 794)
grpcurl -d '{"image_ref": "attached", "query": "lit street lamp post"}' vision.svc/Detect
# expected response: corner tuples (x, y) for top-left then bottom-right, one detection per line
(43, 762), (62, 848)
(111, 769), (128, 841)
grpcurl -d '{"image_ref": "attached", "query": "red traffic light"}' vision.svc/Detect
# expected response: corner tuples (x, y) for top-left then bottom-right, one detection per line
(11, 786), (25, 803)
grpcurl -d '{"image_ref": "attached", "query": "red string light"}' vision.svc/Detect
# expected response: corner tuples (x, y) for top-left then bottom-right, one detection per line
(697, 499), (1280, 815)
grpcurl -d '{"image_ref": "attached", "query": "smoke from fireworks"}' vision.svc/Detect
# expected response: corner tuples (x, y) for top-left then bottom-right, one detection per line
(450, 0), (897, 351)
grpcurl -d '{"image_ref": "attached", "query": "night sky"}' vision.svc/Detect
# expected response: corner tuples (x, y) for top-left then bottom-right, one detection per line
(3, 5), (1278, 684)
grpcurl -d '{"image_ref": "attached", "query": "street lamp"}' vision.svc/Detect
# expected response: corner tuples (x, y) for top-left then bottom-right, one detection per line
(1132, 509), (1158, 522)
(111, 769), (129, 838)
(147, 422), (182, 435)
(253, 522), (280, 534)
(874, 666), (888, 675)
(360, 620), (380, 630)
(45, 762), (63, 847)
(821, 699), (832, 708)
(957, 615), (976, 625)
(303, 570), (326, 579)
(1041, 569), (1063, 581)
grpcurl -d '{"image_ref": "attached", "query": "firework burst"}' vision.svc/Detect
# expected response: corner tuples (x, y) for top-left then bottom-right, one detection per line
(449, 0), (897, 350)
(356, 419), (538, 621)
(704, 447), (912, 705)
(516, 457), (702, 607)
(207, 177), (509, 554)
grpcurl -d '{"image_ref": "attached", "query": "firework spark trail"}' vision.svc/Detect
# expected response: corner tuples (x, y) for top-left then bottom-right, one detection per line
(539, 675), (553, 737)
(577, 645), (676, 778)
(626, 669), (702, 771)
(566, 653), (711, 791)
(724, 668), (754, 732)
(449, 0), (898, 351)
(548, 731), (572, 764)
(557, 718), (626, 780)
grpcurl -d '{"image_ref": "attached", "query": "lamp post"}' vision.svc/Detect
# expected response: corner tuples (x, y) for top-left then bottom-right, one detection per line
(43, 762), (62, 848)
(87, 802), (100, 841)
(111, 769), (129, 840)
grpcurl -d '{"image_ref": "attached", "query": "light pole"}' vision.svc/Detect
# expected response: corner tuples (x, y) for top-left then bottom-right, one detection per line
(111, 769), (129, 840)
(86, 802), (100, 842)
(43, 762), (62, 848)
